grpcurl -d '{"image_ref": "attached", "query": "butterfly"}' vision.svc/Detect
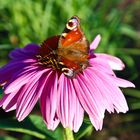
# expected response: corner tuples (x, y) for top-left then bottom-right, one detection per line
(38, 16), (90, 78)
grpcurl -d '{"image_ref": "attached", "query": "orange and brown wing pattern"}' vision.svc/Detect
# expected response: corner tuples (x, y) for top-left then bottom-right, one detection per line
(58, 16), (89, 72)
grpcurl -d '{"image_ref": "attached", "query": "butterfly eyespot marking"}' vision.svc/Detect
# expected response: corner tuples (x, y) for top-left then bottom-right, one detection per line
(62, 67), (74, 77)
(66, 17), (79, 30)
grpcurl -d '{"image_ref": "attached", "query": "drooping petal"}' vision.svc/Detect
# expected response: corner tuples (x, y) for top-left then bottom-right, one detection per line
(73, 74), (105, 130)
(86, 67), (129, 113)
(57, 75), (84, 132)
(83, 68), (115, 113)
(0, 90), (21, 112)
(57, 74), (70, 128)
(69, 79), (84, 132)
(89, 116), (103, 131)
(110, 76), (135, 88)
(95, 53), (125, 70)
(4, 65), (40, 94)
(16, 69), (49, 121)
(40, 72), (59, 130)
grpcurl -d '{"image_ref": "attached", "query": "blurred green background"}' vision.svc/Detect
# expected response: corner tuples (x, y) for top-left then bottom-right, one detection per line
(0, 0), (140, 140)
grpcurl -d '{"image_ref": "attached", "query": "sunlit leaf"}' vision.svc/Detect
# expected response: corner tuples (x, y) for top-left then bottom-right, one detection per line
(120, 24), (140, 40)
(0, 115), (64, 140)
(0, 136), (17, 140)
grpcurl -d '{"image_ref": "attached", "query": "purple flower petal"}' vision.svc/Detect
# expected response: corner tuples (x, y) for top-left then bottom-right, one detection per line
(0, 62), (26, 84)
(0, 58), (38, 85)
(9, 44), (39, 59)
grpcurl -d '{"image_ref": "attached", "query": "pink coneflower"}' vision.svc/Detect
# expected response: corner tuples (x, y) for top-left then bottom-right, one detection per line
(0, 35), (134, 132)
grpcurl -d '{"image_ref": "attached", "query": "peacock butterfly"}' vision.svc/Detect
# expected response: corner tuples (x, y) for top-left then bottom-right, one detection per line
(38, 16), (90, 78)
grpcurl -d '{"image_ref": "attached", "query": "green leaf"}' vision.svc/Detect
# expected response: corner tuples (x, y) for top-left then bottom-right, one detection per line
(0, 136), (17, 140)
(124, 89), (140, 98)
(118, 48), (140, 55)
(0, 88), (3, 94)
(0, 88), (3, 99)
(26, 115), (64, 140)
(124, 89), (140, 110)
(0, 115), (64, 140)
(130, 102), (140, 110)
(120, 24), (140, 40)
(74, 117), (93, 140)
(0, 44), (14, 50)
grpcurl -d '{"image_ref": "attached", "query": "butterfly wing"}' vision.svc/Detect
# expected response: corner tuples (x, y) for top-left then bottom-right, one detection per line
(57, 16), (89, 71)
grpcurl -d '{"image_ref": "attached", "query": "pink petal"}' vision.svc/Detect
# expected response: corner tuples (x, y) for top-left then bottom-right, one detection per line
(110, 76), (135, 88)
(16, 69), (49, 121)
(73, 76), (104, 130)
(40, 72), (59, 130)
(83, 69), (115, 113)
(57, 74), (70, 128)
(57, 75), (84, 132)
(87, 67), (129, 113)
(2, 92), (19, 112)
(89, 116), (103, 131)
(4, 66), (39, 94)
(95, 53), (125, 70)
(71, 81), (84, 132)
(73, 74), (105, 122)
(0, 90), (20, 112)
(90, 34), (101, 50)
(89, 57), (114, 75)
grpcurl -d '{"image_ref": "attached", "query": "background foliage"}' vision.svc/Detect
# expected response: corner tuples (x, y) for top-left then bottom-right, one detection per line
(0, 0), (140, 140)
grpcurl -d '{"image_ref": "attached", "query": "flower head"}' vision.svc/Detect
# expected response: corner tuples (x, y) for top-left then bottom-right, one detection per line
(0, 35), (135, 132)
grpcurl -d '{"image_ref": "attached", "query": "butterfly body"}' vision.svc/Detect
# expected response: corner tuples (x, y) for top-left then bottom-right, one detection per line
(38, 16), (89, 77)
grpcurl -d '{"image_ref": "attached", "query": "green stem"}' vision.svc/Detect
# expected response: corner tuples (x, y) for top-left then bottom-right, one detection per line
(64, 128), (74, 140)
